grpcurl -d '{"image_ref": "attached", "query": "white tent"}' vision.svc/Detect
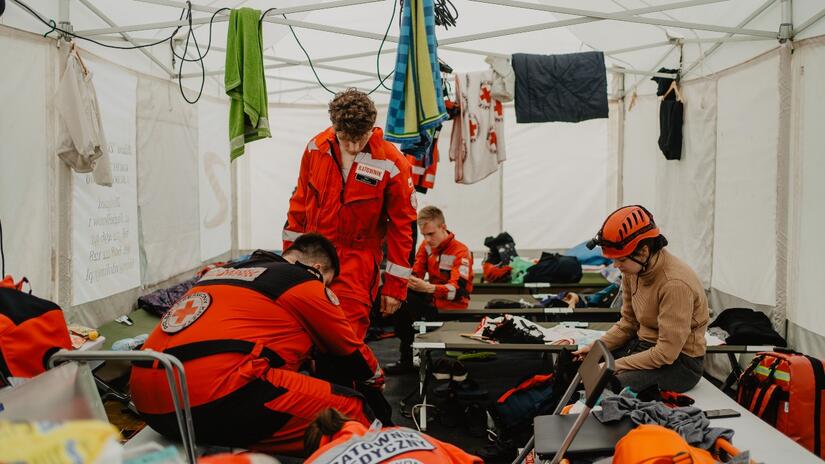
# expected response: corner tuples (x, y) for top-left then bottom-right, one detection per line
(1, 0), (825, 356)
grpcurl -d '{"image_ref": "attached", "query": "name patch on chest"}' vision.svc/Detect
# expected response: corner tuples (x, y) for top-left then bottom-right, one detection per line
(355, 163), (385, 186)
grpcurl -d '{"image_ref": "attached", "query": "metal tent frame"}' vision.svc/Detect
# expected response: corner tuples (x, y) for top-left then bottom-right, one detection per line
(11, 0), (825, 96)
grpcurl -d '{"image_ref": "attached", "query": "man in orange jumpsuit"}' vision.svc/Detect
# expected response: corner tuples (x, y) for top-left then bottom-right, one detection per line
(283, 89), (417, 339)
(386, 206), (474, 374)
(130, 235), (383, 456)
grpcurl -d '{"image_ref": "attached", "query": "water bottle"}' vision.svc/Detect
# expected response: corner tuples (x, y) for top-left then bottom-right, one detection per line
(111, 333), (149, 351)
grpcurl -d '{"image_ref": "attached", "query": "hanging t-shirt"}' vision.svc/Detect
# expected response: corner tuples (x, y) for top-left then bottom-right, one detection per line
(55, 48), (113, 187)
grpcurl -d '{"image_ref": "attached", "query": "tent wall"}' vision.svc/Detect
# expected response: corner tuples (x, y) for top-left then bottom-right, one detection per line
(0, 27), (234, 327)
(712, 52), (780, 307)
(787, 37), (825, 358)
(0, 28), (55, 298)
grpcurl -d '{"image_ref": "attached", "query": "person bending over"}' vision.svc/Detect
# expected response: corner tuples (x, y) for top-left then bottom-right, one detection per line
(130, 234), (383, 456)
(573, 205), (709, 393)
(386, 206), (473, 374)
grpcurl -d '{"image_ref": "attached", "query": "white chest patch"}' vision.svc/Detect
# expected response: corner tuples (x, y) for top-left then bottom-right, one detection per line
(355, 163), (385, 182)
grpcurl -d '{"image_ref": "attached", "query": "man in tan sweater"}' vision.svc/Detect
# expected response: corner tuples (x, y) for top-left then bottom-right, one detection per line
(574, 205), (709, 392)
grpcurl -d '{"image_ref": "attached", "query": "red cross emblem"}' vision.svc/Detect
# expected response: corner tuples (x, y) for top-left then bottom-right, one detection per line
(480, 86), (491, 103)
(494, 100), (503, 117)
(172, 300), (199, 324)
(161, 292), (212, 334)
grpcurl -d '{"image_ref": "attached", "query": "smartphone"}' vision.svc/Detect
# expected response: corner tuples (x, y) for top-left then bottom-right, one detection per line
(703, 409), (741, 419)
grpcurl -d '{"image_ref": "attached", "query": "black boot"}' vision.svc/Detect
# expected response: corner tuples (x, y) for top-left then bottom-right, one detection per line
(384, 358), (416, 375)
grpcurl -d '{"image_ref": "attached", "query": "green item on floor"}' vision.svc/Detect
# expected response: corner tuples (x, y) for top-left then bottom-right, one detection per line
(457, 351), (497, 362)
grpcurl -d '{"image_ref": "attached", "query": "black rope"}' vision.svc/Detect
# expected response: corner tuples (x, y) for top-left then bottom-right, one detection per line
(433, 0), (458, 29)
(262, 1), (397, 96)
(12, 0), (226, 104)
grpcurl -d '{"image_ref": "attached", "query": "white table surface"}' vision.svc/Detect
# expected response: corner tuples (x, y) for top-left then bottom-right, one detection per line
(689, 378), (822, 463)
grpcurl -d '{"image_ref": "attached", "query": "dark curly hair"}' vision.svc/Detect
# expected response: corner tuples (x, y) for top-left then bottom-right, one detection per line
(328, 89), (377, 140)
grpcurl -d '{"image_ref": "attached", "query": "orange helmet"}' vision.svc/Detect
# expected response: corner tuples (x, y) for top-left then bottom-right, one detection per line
(587, 205), (660, 259)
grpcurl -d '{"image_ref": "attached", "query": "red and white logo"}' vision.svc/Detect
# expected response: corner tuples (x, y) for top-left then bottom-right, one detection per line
(161, 292), (212, 334)
(479, 81), (492, 110)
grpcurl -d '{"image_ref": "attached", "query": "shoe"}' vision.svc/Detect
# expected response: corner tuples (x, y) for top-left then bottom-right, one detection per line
(432, 358), (468, 382)
(384, 360), (416, 376)
(476, 437), (517, 461)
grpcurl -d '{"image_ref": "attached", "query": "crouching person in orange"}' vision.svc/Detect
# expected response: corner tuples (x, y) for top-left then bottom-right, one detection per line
(304, 409), (483, 463)
(386, 206), (473, 374)
(130, 234), (383, 456)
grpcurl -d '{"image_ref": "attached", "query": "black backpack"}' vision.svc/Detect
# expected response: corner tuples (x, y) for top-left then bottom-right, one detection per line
(524, 252), (583, 284)
(484, 232), (518, 266)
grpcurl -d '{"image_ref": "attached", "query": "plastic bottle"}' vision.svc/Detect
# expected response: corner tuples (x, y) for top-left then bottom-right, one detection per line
(111, 333), (149, 351)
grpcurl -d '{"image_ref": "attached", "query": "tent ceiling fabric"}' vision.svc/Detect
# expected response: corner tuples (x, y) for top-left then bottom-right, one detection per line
(6, 0), (824, 104)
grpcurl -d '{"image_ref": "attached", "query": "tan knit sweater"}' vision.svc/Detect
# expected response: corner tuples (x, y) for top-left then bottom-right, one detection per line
(600, 249), (709, 372)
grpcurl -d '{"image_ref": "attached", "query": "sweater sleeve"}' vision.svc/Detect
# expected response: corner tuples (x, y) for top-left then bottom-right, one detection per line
(614, 280), (695, 372)
(598, 276), (638, 350)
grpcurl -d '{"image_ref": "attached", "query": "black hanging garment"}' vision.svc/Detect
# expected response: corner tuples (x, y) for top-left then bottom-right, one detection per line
(651, 68), (684, 160)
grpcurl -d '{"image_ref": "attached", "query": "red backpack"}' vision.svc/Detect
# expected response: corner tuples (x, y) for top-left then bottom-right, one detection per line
(737, 348), (825, 458)
(0, 276), (72, 386)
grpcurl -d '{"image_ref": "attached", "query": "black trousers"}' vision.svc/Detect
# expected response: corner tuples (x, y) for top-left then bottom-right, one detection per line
(612, 338), (703, 393)
(393, 290), (439, 363)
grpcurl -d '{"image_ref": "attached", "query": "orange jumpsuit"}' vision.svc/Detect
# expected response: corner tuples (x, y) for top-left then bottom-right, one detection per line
(306, 421), (483, 463)
(412, 232), (474, 310)
(130, 251), (380, 455)
(284, 127), (417, 339)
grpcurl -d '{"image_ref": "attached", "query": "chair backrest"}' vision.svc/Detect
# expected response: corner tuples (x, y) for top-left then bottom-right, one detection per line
(579, 340), (615, 408)
(0, 362), (107, 422)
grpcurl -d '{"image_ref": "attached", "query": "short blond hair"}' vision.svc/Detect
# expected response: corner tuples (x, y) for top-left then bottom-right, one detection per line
(417, 206), (445, 226)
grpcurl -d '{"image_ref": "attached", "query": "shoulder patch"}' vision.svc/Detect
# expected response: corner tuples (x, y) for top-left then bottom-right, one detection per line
(161, 292), (212, 334)
(325, 287), (340, 305)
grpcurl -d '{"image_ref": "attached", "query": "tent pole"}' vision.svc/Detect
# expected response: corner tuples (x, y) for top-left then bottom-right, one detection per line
(55, 0), (75, 312)
(683, 0), (778, 77)
(76, 0), (175, 77)
(774, 1), (793, 337)
(468, 0), (777, 38)
(617, 73), (625, 208)
(795, 7), (825, 35)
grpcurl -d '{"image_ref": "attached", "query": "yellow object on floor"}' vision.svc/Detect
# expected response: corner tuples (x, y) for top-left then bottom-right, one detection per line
(0, 419), (121, 463)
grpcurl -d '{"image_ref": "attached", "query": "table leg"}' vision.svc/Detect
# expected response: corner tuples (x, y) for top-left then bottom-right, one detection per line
(720, 352), (743, 393)
(418, 348), (429, 431)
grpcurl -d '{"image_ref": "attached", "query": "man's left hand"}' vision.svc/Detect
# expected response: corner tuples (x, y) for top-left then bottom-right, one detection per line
(381, 295), (402, 315)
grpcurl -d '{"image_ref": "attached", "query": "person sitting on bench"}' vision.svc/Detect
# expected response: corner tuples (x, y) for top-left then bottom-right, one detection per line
(130, 234), (383, 456)
(386, 206), (473, 374)
(573, 205), (709, 393)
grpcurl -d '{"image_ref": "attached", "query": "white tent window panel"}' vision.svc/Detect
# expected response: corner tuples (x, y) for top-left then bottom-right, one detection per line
(654, 80), (717, 289)
(421, 119), (501, 253)
(243, 105), (333, 251)
(503, 108), (609, 250)
(621, 96), (658, 207)
(197, 98), (232, 261)
(712, 53), (779, 306)
(788, 40), (825, 335)
(0, 31), (53, 298)
(137, 77), (201, 285)
(71, 57), (141, 306)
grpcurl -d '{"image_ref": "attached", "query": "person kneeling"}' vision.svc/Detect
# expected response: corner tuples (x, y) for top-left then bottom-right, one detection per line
(304, 408), (483, 463)
(573, 205), (709, 393)
(130, 234), (383, 456)
(386, 206), (473, 374)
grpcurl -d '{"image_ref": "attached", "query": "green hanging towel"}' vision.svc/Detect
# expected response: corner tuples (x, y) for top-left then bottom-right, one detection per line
(225, 7), (270, 160)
